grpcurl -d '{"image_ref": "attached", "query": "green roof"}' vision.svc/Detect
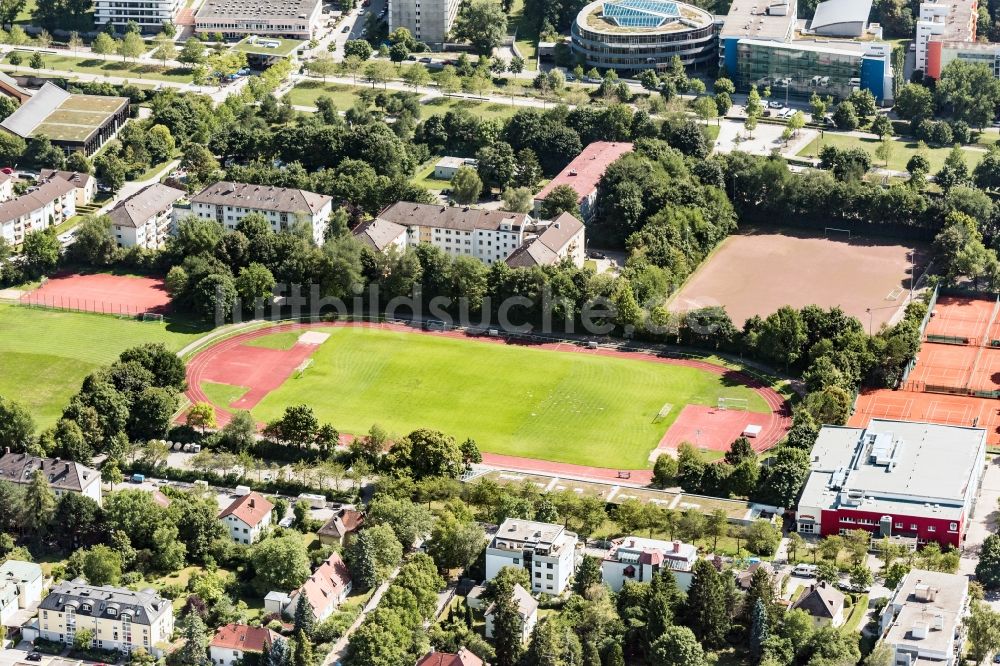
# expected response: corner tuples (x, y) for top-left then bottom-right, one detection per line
(232, 36), (304, 58)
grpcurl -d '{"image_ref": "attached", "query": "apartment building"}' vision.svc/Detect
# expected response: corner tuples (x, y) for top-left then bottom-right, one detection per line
(0, 177), (80, 246)
(390, 0), (462, 48)
(195, 0), (322, 39)
(916, 0), (977, 76)
(0, 453), (102, 505)
(39, 170), (96, 207)
(878, 569), (969, 666)
(38, 582), (174, 657)
(601, 537), (698, 592)
(0, 560), (42, 625)
(108, 183), (186, 249)
(94, 0), (182, 30)
(188, 181), (333, 246)
(485, 519), (578, 595)
(218, 492), (273, 545)
(533, 142), (634, 220)
(505, 212), (585, 269)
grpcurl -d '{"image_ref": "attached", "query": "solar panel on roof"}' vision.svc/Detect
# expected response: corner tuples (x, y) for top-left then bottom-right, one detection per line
(602, 0), (680, 26)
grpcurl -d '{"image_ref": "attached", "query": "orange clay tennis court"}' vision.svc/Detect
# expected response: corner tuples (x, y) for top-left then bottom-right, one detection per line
(853, 294), (1000, 446)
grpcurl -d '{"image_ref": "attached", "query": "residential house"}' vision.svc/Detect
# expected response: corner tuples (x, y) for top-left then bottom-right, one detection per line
(433, 157), (478, 180)
(188, 181), (333, 246)
(38, 170), (96, 206)
(415, 648), (485, 666)
(0, 172), (13, 203)
(0, 560), (43, 609)
(601, 537), (698, 592)
(351, 218), (407, 255)
(484, 584), (537, 643)
(107, 183), (186, 250)
(486, 519), (578, 595)
(218, 492), (273, 545)
(317, 509), (364, 547)
(505, 212), (586, 269)
(533, 142), (634, 220)
(791, 582), (846, 627)
(735, 561), (775, 591)
(878, 569), (969, 666)
(37, 582), (174, 657)
(0, 453), (101, 505)
(287, 552), (352, 622)
(0, 177), (80, 246)
(209, 623), (281, 666)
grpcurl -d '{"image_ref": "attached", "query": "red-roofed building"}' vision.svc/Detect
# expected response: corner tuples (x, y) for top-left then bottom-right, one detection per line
(415, 648), (486, 666)
(533, 141), (633, 220)
(218, 492), (274, 545)
(601, 536), (697, 592)
(287, 552), (352, 622)
(209, 624), (281, 666)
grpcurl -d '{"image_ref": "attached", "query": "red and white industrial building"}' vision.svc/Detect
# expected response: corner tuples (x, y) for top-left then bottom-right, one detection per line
(795, 419), (986, 548)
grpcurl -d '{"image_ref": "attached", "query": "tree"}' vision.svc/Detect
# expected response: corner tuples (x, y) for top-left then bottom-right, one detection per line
(292, 593), (315, 638)
(82, 545), (123, 585)
(755, 305), (806, 370)
(73, 627), (94, 653)
(179, 38), (206, 67)
(452, 0), (507, 54)
(187, 402), (217, 433)
(648, 624), (703, 666)
(833, 100), (859, 130)
(402, 63), (431, 91)
(367, 495), (435, 548)
(976, 534), (1000, 588)
(850, 563), (874, 590)
(153, 36), (177, 65)
(119, 32), (145, 61)
(363, 60), (395, 89)
(307, 52), (338, 81)
(540, 184), (581, 219)
(694, 95), (718, 125)
(28, 52), (43, 71)
(875, 133), (895, 167)
(936, 59), (1000, 127)
(501, 186), (533, 213)
(349, 524), (403, 589)
(0, 396), (33, 452)
(234, 262), (276, 307)
(388, 429), (464, 479)
(745, 519), (780, 556)
(129, 387), (178, 442)
(749, 598), (768, 662)
(92, 32), (118, 57)
(907, 153), (930, 188)
(684, 559), (730, 647)
(816, 561), (839, 585)
(450, 166), (483, 204)
(22, 469), (55, 540)
(492, 578), (526, 666)
(176, 611), (211, 666)
(426, 511), (485, 571)
(0, 0), (25, 26)
(871, 113), (894, 138)
(967, 601), (1000, 662)
(343, 39), (373, 61)
(249, 535), (311, 593)
(895, 83), (935, 121)
(745, 85), (763, 121)
(652, 453), (677, 487)
(22, 228), (60, 277)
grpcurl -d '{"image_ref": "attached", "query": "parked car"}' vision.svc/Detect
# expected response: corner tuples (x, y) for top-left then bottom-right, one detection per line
(0, 167), (12, 175)
(792, 564), (817, 577)
(565, 72), (576, 81)
(27, 653), (42, 661)
(418, 56), (432, 63)
(342, 24), (350, 32)
(589, 250), (607, 259)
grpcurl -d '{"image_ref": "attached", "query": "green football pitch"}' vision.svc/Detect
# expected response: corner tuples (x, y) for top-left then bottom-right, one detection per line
(0, 304), (205, 428)
(249, 327), (770, 469)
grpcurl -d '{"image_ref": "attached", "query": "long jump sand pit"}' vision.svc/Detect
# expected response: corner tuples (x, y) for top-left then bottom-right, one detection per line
(669, 228), (927, 329)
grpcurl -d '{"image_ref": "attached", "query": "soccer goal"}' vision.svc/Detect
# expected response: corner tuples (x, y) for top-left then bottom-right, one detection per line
(825, 227), (851, 240)
(294, 358), (314, 378)
(718, 397), (749, 411)
(141, 312), (164, 322)
(652, 402), (673, 424)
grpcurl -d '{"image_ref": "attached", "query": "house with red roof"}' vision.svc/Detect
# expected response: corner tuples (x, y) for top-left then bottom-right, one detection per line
(209, 623), (282, 666)
(601, 536), (698, 592)
(532, 141), (633, 220)
(317, 508), (365, 547)
(287, 552), (352, 622)
(415, 648), (485, 666)
(218, 492), (274, 545)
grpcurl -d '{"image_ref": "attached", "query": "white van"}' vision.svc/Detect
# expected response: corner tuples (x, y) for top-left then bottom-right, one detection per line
(298, 493), (326, 509)
(792, 563), (817, 577)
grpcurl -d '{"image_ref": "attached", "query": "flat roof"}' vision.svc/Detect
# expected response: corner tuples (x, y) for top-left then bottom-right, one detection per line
(737, 36), (881, 55)
(720, 0), (797, 40)
(0, 82), (126, 144)
(798, 419), (985, 520)
(920, 0), (976, 42)
(535, 141), (634, 202)
(197, 0), (320, 21)
(884, 569), (967, 655)
(232, 36), (305, 57)
(580, 0), (714, 33)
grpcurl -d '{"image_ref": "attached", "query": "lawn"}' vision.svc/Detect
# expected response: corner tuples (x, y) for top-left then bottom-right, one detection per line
(411, 162), (452, 191)
(421, 96), (521, 121)
(201, 381), (249, 409)
(285, 81), (367, 108)
(3, 51), (192, 83)
(797, 133), (985, 173)
(249, 327), (769, 468)
(507, 0), (538, 70)
(244, 330), (301, 350)
(0, 304), (205, 427)
(842, 594), (869, 633)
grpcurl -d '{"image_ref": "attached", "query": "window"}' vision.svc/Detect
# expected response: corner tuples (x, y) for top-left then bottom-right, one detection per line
(513, 558), (519, 565)
(910, 524), (917, 530)
(895, 522), (903, 529)
(928, 526), (936, 532)
(535, 572), (541, 578)
(546, 574), (553, 580)
(950, 522), (958, 531)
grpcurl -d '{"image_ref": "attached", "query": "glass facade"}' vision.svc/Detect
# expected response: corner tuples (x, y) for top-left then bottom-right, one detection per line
(735, 41), (865, 101)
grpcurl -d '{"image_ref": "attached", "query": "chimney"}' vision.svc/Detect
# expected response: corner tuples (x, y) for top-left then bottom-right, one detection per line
(673, 541), (681, 552)
(249, 499), (255, 509)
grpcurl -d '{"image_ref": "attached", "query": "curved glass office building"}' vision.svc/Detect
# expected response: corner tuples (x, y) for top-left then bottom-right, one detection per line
(571, 0), (717, 73)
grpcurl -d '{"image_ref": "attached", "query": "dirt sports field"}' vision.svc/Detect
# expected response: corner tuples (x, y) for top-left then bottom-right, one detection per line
(20, 272), (171, 315)
(669, 228), (927, 329)
(852, 294), (1000, 447)
(184, 322), (792, 478)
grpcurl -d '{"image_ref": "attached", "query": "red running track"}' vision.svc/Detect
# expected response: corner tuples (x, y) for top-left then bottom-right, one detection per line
(184, 322), (793, 482)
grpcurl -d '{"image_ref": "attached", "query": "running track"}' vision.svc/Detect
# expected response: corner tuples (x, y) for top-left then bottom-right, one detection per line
(184, 322), (793, 484)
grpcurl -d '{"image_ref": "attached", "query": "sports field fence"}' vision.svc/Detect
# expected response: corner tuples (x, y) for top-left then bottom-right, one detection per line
(15, 294), (148, 318)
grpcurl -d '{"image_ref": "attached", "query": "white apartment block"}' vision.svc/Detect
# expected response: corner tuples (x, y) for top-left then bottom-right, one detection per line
(879, 569), (969, 666)
(195, 0), (321, 39)
(188, 181), (333, 246)
(390, 0), (462, 47)
(915, 0), (976, 74)
(109, 183), (186, 249)
(0, 177), (79, 246)
(38, 583), (174, 657)
(0, 560), (43, 609)
(364, 202), (586, 268)
(486, 519), (578, 595)
(601, 537), (698, 592)
(94, 0), (182, 29)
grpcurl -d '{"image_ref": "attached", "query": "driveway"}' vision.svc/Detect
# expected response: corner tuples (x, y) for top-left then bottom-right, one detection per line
(958, 456), (1000, 578)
